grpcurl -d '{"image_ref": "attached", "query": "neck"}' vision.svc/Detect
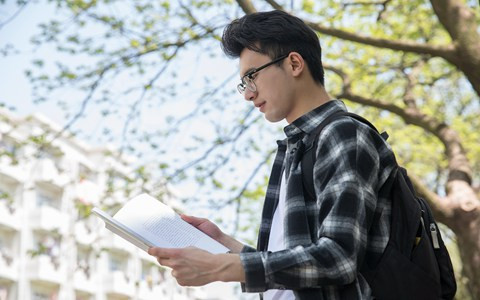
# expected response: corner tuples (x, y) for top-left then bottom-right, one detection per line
(286, 81), (332, 123)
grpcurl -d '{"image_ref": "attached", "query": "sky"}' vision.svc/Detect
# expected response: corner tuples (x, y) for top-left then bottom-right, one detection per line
(0, 2), (64, 120)
(0, 1), (268, 140)
(0, 0), (283, 241)
(0, 2), (263, 298)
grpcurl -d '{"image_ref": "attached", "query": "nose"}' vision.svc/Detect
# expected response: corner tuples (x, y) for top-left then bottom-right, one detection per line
(243, 88), (256, 102)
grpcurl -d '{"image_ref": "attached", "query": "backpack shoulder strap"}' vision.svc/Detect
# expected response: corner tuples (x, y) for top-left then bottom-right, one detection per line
(302, 111), (388, 202)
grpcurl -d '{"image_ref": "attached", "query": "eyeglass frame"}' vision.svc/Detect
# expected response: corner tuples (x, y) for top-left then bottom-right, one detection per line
(237, 53), (289, 95)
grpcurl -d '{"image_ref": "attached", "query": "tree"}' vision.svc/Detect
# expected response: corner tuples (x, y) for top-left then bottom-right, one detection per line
(1, 0), (479, 298)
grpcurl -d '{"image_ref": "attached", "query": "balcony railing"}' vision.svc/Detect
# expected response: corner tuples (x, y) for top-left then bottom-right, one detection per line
(74, 219), (99, 246)
(137, 279), (156, 300)
(0, 249), (18, 281)
(33, 158), (68, 187)
(73, 265), (96, 295)
(0, 156), (27, 182)
(27, 254), (66, 285)
(0, 201), (20, 231)
(103, 270), (135, 297)
(29, 206), (69, 234)
(101, 232), (135, 253)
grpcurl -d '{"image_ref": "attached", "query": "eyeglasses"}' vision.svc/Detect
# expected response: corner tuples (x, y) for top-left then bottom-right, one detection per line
(237, 54), (289, 95)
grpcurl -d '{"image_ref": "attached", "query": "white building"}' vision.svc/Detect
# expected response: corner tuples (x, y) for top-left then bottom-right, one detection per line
(0, 108), (237, 300)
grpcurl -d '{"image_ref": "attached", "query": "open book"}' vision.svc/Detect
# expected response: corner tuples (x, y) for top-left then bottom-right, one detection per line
(92, 193), (229, 254)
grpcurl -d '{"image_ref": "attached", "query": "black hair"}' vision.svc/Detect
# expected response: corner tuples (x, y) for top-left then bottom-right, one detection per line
(221, 10), (324, 86)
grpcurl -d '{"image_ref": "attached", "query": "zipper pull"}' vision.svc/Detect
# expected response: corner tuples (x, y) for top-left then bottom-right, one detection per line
(430, 223), (440, 249)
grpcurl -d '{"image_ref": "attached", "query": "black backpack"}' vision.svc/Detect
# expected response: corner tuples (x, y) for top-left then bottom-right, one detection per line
(301, 111), (456, 300)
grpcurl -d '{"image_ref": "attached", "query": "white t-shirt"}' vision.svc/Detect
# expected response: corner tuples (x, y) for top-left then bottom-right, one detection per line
(263, 172), (295, 300)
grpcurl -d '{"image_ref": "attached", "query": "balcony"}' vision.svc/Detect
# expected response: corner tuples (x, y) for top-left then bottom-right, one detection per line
(0, 201), (20, 231)
(74, 218), (100, 246)
(75, 290), (94, 300)
(28, 254), (66, 285)
(73, 267), (96, 295)
(137, 280), (155, 300)
(101, 232), (135, 253)
(33, 158), (68, 187)
(103, 270), (135, 297)
(0, 249), (18, 281)
(29, 206), (69, 234)
(76, 177), (100, 203)
(0, 155), (27, 182)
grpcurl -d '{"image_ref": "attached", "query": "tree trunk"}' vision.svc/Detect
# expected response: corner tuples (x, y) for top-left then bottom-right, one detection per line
(451, 208), (480, 298)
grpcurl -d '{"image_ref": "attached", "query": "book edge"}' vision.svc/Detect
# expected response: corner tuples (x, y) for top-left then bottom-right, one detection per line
(92, 207), (155, 252)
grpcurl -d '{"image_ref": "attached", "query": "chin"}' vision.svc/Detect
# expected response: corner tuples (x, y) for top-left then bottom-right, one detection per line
(264, 114), (284, 123)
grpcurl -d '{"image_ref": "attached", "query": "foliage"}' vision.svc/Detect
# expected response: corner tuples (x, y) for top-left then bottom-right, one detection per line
(1, 0), (480, 298)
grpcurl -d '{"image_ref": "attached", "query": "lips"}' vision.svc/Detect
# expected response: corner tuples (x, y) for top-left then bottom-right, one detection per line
(255, 101), (266, 112)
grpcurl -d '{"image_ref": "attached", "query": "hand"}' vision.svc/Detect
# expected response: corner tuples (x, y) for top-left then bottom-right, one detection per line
(181, 214), (245, 253)
(180, 214), (224, 241)
(148, 246), (245, 286)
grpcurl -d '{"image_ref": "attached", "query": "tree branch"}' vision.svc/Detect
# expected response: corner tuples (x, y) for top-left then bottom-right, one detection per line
(307, 22), (455, 59)
(264, 0), (283, 10)
(259, 0), (480, 98)
(0, 0), (29, 30)
(399, 55), (428, 109)
(119, 46), (181, 155)
(326, 65), (480, 226)
(429, 0), (480, 97)
(326, 63), (473, 183)
(230, 149), (276, 235)
(408, 172), (453, 225)
(236, 0), (256, 14)
(262, 0), (456, 60)
(168, 107), (256, 180)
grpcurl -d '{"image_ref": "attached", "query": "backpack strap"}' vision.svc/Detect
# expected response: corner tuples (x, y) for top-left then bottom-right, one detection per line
(302, 111), (388, 202)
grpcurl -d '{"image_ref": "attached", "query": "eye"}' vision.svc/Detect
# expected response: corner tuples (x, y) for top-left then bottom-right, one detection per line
(246, 73), (256, 81)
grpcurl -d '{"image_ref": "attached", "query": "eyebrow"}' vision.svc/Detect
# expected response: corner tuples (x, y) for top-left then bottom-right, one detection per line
(241, 67), (257, 79)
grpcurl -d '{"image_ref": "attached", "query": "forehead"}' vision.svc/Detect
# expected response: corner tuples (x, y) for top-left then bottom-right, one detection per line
(239, 49), (271, 77)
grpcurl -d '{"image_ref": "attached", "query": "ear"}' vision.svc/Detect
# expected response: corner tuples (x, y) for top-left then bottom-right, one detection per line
(286, 52), (305, 78)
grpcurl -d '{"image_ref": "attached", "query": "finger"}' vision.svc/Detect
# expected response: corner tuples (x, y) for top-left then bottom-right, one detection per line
(180, 214), (206, 226)
(171, 269), (178, 278)
(157, 258), (174, 268)
(148, 247), (180, 258)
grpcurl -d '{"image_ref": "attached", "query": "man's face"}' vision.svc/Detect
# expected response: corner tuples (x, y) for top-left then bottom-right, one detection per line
(238, 49), (296, 123)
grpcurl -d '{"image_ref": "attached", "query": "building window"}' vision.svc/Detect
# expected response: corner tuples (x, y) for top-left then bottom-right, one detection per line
(76, 246), (93, 278)
(31, 233), (61, 269)
(0, 136), (19, 165)
(108, 252), (130, 282)
(35, 188), (61, 209)
(0, 283), (10, 300)
(78, 164), (97, 183)
(141, 260), (155, 289)
(108, 254), (125, 272)
(0, 232), (14, 266)
(0, 179), (17, 213)
(31, 286), (57, 300)
(75, 294), (92, 300)
(32, 292), (48, 300)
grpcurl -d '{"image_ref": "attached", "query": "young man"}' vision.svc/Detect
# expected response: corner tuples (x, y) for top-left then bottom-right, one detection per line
(148, 10), (397, 299)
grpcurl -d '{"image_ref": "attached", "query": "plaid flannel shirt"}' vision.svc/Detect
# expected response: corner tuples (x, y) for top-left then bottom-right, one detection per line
(239, 100), (397, 299)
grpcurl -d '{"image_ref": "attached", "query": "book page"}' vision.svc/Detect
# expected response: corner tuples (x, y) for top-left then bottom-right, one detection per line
(92, 207), (154, 252)
(111, 194), (228, 254)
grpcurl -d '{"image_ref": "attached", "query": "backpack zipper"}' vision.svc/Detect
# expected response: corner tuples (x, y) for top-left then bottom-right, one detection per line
(430, 223), (440, 249)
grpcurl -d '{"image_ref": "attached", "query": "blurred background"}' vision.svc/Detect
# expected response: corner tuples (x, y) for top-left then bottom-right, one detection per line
(0, 0), (479, 299)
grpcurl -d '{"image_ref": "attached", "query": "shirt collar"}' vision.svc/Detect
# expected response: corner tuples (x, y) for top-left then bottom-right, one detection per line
(283, 100), (347, 138)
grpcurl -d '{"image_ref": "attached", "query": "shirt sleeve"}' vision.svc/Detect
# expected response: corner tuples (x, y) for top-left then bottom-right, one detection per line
(239, 119), (385, 292)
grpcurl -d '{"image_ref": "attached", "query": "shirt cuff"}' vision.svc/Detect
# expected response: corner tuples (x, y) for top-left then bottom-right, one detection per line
(239, 251), (268, 293)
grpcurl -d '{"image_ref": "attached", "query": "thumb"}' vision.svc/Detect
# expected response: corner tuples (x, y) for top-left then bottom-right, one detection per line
(180, 214), (204, 226)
